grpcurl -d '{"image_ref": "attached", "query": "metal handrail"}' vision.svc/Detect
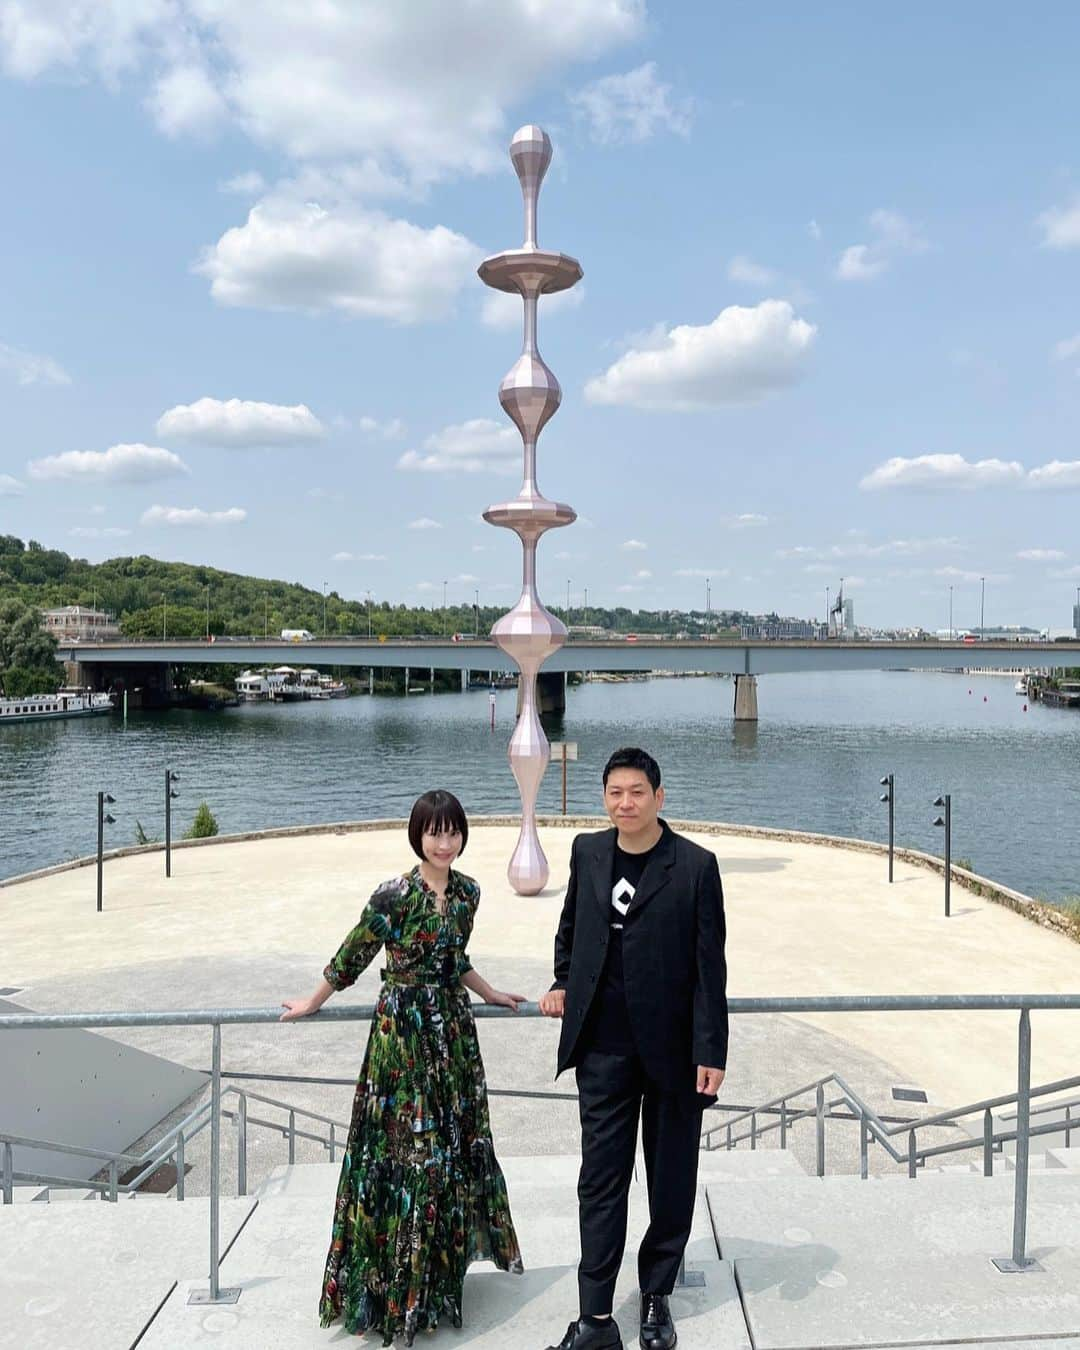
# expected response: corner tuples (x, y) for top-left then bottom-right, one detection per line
(4, 994), (1079, 1296)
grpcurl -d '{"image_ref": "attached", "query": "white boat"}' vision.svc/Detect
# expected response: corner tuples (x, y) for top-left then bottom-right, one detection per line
(0, 688), (114, 724)
(1015, 677), (1028, 695)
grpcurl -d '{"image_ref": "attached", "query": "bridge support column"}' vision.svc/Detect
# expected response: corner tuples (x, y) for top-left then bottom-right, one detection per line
(518, 669), (566, 716)
(461, 669), (468, 692)
(369, 668), (375, 695)
(734, 674), (758, 722)
(404, 666), (409, 695)
(430, 667), (435, 694)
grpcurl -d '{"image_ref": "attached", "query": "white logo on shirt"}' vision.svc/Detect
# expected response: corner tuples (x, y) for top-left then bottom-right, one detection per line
(611, 877), (635, 929)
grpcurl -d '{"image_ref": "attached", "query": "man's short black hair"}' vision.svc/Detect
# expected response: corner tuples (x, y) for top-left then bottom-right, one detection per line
(407, 789), (469, 859)
(602, 747), (661, 792)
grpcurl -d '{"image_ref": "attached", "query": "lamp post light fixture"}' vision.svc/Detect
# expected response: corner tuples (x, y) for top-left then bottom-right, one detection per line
(96, 791), (116, 913)
(932, 794), (952, 918)
(365, 590), (373, 639)
(879, 774), (895, 883)
(165, 769), (180, 878)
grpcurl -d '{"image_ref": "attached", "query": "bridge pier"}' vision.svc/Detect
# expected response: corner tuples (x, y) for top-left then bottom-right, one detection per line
(404, 666), (409, 695)
(734, 674), (758, 722)
(461, 669), (469, 693)
(517, 670), (566, 716)
(369, 668), (374, 695)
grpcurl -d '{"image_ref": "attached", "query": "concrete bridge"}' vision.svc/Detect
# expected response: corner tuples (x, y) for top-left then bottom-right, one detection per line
(57, 637), (1079, 721)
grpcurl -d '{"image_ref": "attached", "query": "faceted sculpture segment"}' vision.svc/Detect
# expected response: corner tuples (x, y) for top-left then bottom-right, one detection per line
(482, 124), (582, 896)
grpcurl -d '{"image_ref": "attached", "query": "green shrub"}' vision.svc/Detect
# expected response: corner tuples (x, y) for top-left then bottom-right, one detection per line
(134, 820), (159, 846)
(2, 665), (63, 698)
(183, 802), (219, 839)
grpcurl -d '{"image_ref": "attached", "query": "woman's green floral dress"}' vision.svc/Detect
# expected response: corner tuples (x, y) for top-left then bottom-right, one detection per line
(318, 865), (523, 1344)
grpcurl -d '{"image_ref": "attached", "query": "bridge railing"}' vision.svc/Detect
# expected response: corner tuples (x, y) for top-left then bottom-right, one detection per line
(3, 994), (1078, 1297)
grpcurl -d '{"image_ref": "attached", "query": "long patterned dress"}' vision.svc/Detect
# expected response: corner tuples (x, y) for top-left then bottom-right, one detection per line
(318, 865), (523, 1344)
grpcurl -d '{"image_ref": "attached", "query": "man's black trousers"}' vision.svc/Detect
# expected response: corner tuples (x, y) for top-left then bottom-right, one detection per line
(574, 1047), (704, 1315)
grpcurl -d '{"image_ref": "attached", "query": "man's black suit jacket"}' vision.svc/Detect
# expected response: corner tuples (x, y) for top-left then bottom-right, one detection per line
(550, 820), (728, 1095)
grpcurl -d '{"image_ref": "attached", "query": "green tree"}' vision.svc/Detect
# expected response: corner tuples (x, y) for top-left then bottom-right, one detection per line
(0, 598), (61, 696)
(184, 802), (220, 839)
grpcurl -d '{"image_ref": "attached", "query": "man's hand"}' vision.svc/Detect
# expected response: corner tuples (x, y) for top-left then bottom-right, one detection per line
(539, 989), (566, 1019)
(696, 1065), (725, 1096)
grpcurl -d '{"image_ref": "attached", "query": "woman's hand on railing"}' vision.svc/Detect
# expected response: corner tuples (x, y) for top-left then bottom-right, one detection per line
(484, 989), (527, 1013)
(279, 997), (318, 1021)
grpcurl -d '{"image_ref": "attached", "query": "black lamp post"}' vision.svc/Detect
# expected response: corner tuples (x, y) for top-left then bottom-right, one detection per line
(933, 794), (952, 917)
(879, 774), (894, 882)
(96, 791), (116, 912)
(165, 769), (180, 877)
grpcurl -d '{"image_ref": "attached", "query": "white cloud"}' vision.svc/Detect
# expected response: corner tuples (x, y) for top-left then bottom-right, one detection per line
(0, 474), (23, 496)
(147, 61), (227, 137)
(0, 341), (71, 386)
(585, 300), (815, 411)
(408, 517), (442, 530)
(860, 454), (1024, 491)
(471, 544), (494, 553)
(1017, 548), (1066, 561)
(480, 284), (584, 331)
(1037, 197), (1080, 250)
(156, 396), (325, 447)
(835, 208), (928, 282)
(0, 3), (643, 186)
(69, 526), (132, 538)
(935, 566), (1009, 584)
(621, 538), (647, 551)
(141, 504), (247, 527)
(221, 170), (266, 196)
(569, 61), (693, 146)
(398, 419), (518, 475)
(727, 255), (776, 285)
(333, 551), (386, 562)
(1052, 334), (1080, 363)
(674, 567), (729, 578)
(616, 583), (644, 593)
(1027, 460), (1080, 490)
(729, 512), (768, 528)
(357, 416), (406, 440)
(28, 442), (190, 484)
(195, 200), (480, 323)
(807, 219), (822, 241)
(1049, 564), (1080, 579)
(634, 568), (652, 579)
(780, 535), (967, 561)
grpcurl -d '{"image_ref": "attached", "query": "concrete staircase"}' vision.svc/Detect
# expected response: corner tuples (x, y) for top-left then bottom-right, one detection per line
(4, 1147), (1080, 1348)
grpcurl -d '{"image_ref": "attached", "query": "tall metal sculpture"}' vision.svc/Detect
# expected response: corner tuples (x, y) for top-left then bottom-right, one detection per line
(480, 125), (582, 895)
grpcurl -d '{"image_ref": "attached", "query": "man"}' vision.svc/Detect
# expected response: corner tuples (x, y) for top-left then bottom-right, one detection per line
(539, 747), (728, 1350)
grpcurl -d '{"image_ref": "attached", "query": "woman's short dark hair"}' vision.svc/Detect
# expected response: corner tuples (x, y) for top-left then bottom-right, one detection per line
(602, 747), (661, 792)
(408, 789), (469, 859)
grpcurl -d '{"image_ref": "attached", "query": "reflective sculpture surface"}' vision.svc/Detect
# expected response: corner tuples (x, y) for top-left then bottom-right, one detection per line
(479, 125), (582, 895)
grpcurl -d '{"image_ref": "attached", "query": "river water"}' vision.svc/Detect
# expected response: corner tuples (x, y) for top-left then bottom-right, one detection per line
(1, 671), (1076, 901)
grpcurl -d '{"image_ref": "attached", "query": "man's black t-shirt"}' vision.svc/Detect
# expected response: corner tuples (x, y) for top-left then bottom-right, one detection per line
(582, 833), (663, 1055)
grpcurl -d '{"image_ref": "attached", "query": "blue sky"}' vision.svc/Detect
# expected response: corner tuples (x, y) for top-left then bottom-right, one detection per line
(2, 1), (1080, 631)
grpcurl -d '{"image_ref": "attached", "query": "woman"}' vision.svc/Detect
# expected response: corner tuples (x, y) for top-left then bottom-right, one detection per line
(281, 790), (525, 1345)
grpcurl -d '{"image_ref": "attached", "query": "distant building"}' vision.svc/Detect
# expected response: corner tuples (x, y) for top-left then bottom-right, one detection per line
(1074, 603), (1080, 640)
(842, 598), (855, 638)
(41, 605), (120, 641)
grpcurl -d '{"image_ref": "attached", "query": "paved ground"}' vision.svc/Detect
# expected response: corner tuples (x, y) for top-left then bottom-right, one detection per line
(3, 821), (1078, 1194)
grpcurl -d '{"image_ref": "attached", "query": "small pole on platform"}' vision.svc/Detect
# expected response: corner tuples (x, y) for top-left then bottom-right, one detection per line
(932, 794), (951, 916)
(96, 790), (115, 913)
(489, 689), (496, 730)
(562, 752), (567, 816)
(993, 1008), (1042, 1273)
(189, 1023), (241, 1305)
(879, 773), (894, 882)
(165, 768), (179, 878)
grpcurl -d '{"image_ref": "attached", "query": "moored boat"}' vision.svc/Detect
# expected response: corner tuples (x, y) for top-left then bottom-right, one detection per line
(0, 688), (114, 724)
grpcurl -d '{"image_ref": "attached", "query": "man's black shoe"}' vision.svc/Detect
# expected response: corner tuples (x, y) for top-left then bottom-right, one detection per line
(639, 1294), (676, 1350)
(547, 1317), (624, 1350)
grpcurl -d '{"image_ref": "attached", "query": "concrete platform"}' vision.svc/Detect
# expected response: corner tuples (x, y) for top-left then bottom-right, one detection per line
(0, 1196), (256, 1350)
(709, 1171), (1080, 1347)
(139, 1159), (750, 1348)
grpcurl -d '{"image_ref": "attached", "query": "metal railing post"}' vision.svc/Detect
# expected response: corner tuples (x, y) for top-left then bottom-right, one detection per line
(238, 1093), (248, 1197)
(329, 1122), (336, 1164)
(750, 1111), (757, 1150)
(288, 1109), (296, 1165)
(175, 1132), (185, 1200)
(983, 1108), (994, 1177)
(2, 1141), (12, 1204)
(108, 1159), (118, 1202)
(725, 1122), (732, 1151)
(993, 1008), (1041, 1273)
(187, 1022), (240, 1305)
(1065, 1105), (1073, 1148)
(779, 1101), (787, 1150)
(815, 1083), (826, 1177)
(859, 1109), (869, 1179)
(907, 1129), (917, 1179)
